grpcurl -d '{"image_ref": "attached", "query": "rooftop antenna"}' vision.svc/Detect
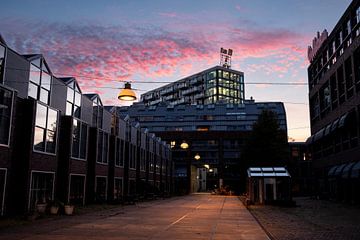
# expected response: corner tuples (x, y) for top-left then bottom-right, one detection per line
(220, 47), (233, 69)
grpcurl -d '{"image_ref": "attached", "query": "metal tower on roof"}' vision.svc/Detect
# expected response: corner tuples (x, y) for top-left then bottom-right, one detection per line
(220, 47), (233, 69)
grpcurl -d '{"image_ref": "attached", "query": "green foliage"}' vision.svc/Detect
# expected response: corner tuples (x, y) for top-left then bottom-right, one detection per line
(243, 109), (289, 167)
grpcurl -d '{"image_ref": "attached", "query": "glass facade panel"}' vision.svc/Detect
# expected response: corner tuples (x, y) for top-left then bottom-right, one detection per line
(97, 130), (103, 163)
(67, 87), (74, 102)
(41, 71), (51, 90)
(0, 87), (13, 145)
(73, 105), (80, 118)
(28, 82), (38, 99)
(69, 175), (85, 205)
(34, 127), (45, 151)
(75, 92), (81, 106)
(34, 103), (58, 154)
(0, 45), (5, 83)
(66, 101), (72, 116)
(29, 172), (54, 211)
(29, 64), (41, 85)
(39, 88), (49, 104)
(80, 123), (87, 159)
(35, 103), (47, 128)
(72, 120), (80, 158)
(46, 130), (56, 153)
(114, 178), (123, 200)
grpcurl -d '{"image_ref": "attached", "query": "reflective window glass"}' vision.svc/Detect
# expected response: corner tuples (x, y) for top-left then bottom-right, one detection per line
(31, 58), (41, 68)
(35, 103), (47, 128)
(28, 82), (38, 99)
(46, 130), (56, 153)
(67, 87), (74, 102)
(41, 72), (51, 90)
(0, 45), (5, 83)
(47, 108), (57, 131)
(66, 101), (73, 116)
(73, 105), (81, 118)
(74, 92), (81, 106)
(30, 64), (41, 84)
(208, 71), (216, 79)
(39, 88), (49, 104)
(0, 87), (13, 145)
(34, 127), (45, 151)
(72, 120), (80, 158)
(80, 123), (87, 159)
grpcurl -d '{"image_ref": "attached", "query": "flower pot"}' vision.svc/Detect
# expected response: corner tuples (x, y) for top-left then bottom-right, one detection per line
(50, 206), (59, 215)
(64, 205), (74, 215)
(36, 203), (47, 214)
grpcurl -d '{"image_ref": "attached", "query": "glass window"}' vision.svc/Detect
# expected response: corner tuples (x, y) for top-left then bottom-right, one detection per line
(34, 103), (58, 154)
(357, 6), (360, 23)
(80, 123), (87, 159)
(34, 127), (45, 151)
(114, 178), (123, 200)
(39, 88), (49, 104)
(69, 175), (85, 205)
(28, 59), (52, 105)
(72, 119), (88, 159)
(0, 86), (13, 145)
(35, 103), (47, 128)
(41, 72), (51, 90)
(28, 82), (38, 99)
(208, 71), (216, 79)
(67, 87), (74, 102)
(29, 172), (54, 211)
(0, 45), (5, 83)
(66, 102), (72, 116)
(97, 130), (108, 164)
(29, 64), (41, 85)
(74, 92), (81, 106)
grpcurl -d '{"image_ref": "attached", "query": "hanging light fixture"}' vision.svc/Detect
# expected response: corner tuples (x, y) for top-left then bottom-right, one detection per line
(194, 153), (201, 160)
(118, 82), (137, 101)
(180, 141), (189, 149)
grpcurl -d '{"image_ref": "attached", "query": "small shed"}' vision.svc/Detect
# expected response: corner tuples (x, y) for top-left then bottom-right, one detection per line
(247, 167), (291, 204)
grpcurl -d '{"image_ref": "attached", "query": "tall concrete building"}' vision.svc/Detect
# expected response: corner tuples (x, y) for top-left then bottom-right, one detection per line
(140, 66), (245, 106)
(307, 0), (360, 202)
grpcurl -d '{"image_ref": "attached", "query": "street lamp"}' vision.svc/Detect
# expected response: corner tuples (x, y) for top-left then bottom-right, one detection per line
(118, 82), (137, 101)
(194, 153), (201, 160)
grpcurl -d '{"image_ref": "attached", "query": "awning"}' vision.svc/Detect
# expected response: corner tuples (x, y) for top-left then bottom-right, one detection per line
(331, 119), (339, 132)
(341, 162), (356, 178)
(334, 163), (347, 176)
(328, 165), (338, 177)
(350, 161), (360, 178)
(338, 113), (349, 128)
(314, 128), (325, 142)
(306, 135), (314, 144)
(324, 123), (332, 137)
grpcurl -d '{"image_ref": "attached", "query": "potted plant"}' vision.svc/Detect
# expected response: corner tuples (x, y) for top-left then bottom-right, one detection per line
(64, 202), (74, 215)
(36, 198), (47, 214)
(49, 200), (61, 215)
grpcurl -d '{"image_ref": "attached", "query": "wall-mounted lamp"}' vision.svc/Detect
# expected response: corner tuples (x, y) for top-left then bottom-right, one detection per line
(194, 153), (201, 160)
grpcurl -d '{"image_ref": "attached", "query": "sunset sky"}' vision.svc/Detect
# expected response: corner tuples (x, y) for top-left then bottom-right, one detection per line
(0, 0), (353, 141)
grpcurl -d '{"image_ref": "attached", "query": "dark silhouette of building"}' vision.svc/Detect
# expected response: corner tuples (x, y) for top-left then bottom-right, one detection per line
(307, 0), (360, 201)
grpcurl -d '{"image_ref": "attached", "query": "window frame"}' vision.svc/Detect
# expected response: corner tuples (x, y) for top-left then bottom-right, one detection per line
(0, 85), (14, 147)
(0, 168), (7, 216)
(28, 59), (52, 105)
(114, 177), (123, 200)
(33, 102), (59, 155)
(96, 130), (109, 164)
(28, 170), (55, 211)
(68, 173), (86, 205)
(95, 175), (107, 201)
(71, 119), (88, 161)
(0, 44), (6, 84)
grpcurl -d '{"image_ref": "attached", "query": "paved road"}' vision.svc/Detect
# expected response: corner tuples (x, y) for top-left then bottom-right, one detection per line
(0, 194), (269, 240)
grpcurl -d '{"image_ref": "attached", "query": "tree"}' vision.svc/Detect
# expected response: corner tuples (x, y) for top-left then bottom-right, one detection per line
(242, 109), (289, 167)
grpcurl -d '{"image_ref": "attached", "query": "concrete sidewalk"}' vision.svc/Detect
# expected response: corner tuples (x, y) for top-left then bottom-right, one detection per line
(0, 194), (269, 240)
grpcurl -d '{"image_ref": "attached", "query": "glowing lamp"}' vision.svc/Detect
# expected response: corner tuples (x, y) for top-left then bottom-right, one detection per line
(180, 141), (189, 149)
(118, 82), (137, 101)
(194, 153), (201, 160)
